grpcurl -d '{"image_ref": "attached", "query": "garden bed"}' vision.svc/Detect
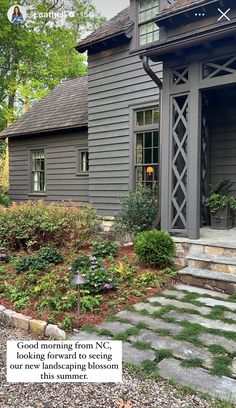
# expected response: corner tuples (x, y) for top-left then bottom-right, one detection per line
(0, 243), (177, 332)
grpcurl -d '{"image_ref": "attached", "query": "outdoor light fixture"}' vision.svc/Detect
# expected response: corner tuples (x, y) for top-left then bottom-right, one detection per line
(146, 166), (154, 174)
(71, 272), (87, 317)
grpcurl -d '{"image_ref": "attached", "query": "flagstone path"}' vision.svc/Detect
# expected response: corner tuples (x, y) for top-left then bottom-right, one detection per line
(70, 284), (236, 404)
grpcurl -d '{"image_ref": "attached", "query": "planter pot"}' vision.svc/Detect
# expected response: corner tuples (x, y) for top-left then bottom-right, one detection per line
(210, 206), (233, 230)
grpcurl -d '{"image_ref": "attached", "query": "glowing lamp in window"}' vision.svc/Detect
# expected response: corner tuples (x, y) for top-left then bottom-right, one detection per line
(146, 166), (154, 174)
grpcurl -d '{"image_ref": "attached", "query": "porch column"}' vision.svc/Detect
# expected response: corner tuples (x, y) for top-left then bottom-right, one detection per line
(187, 62), (201, 239)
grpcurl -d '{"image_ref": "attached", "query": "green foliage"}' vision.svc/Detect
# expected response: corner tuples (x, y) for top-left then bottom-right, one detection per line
(13, 255), (49, 274)
(0, 201), (98, 250)
(80, 295), (103, 313)
(161, 268), (177, 279)
(205, 193), (236, 214)
(0, 193), (9, 207)
(133, 271), (160, 287)
(108, 259), (136, 283)
(134, 230), (176, 266)
(113, 186), (158, 237)
(211, 355), (232, 377)
(210, 179), (233, 195)
(60, 316), (73, 332)
(71, 254), (118, 293)
(181, 358), (203, 368)
(37, 247), (63, 264)
(91, 239), (118, 258)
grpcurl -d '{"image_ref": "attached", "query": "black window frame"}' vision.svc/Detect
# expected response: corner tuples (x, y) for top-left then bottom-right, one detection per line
(138, 0), (160, 47)
(76, 148), (89, 176)
(30, 149), (46, 194)
(134, 107), (159, 189)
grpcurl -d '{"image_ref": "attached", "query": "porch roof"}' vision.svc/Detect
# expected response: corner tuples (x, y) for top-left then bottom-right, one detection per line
(0, 76), (88, 139)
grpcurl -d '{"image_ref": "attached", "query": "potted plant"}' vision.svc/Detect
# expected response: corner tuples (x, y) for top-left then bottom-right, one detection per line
(205, 180), (236, 230)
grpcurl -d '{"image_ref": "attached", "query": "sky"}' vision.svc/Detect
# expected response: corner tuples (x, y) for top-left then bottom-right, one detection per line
(92, 0), (129, 19)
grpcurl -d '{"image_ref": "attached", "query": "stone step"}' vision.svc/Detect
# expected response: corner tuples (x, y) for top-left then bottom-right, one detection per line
(187, 252), (236, 274)
(179, 267), (236, 294)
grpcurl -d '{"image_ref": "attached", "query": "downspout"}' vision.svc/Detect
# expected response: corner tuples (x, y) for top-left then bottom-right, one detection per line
(141, 55), (163, 228)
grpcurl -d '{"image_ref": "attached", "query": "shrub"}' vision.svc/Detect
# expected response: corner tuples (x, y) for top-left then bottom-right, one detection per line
(13, 255), (49, 274)
(134, 230), (176, 266)
(0, 193), (10, 207)
(60, 316), (73, 331)
(92, 239), (118, 258)
(37, 247), (63, 264)
(113, 186), (158, 237)
(0, 201), (99, 250)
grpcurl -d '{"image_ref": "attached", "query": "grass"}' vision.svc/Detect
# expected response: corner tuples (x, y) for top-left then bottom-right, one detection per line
(81, 324), (97, 333)
(132, 340), (152, 350)
(181, 357), (203, 368)
(97, 328), (112, 336)
(155, 348), (173, 362)
(174, 322), (205, 347)
(210, 355), (232, 377)
(208, 344), (228, 355)
(154, 328), (172, 336)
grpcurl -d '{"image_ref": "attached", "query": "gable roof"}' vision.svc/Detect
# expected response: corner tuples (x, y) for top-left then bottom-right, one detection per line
(77, 7), (132, 53)
(0, 76), (88, 138)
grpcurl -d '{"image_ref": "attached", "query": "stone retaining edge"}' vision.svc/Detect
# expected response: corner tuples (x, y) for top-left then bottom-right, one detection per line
(0, 304), (66, 339)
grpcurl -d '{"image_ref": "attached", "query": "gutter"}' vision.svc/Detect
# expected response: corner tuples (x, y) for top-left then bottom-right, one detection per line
(141, 56), (163, 228)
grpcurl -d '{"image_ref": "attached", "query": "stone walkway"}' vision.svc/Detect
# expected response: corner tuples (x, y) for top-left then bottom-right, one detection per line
(71, 284), (236, 404)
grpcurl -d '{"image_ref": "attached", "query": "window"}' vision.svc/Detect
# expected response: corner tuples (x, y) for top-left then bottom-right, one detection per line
(78, 150), (89, 174)
(134, 108), (159, 188)
(32, 150), (45, 192)
(138, 0), (159, 46)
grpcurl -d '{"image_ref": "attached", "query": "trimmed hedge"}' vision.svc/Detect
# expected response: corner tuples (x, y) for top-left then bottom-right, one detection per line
(134, 230), (176, 266)
(0, 201), (99, 249)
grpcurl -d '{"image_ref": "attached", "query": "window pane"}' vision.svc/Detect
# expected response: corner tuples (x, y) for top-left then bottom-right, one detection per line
(153, 148), (158, 163)
(136, 111), (144, 126)
(144, 132), (152, 148)
(80, 151), (89, 172)
(32, 150), (45, 192)
(145, 110), (153, 125)
(153, 109), (159, 123)
(153, 131), (158, 147)
(144, 148), (152, 163)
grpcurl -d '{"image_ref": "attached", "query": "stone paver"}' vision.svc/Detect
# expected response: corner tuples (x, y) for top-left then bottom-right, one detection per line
(158, 358), (236, 404)
(224, 311), (236, 321)
(122, 342), (156, 365)
(130, 329), (212, 369)
(199, 332), (236, 353)
(148, 296), (210, 315)
(45, 324), (66, 340)
(175, 284), (229, 299)
(165, 310), (236, 333)
(96, 321), (134, 335)
(70, 331), (112, 341)
(29, 319), (47, 336)
(133, 302), (161, 314)
(197, 297), (236, 310)
(11, 313), (31, 331)
(162, 289), (186, 299)
(116, 310), (182, 334)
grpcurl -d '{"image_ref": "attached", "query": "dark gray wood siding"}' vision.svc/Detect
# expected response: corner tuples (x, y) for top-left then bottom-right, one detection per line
(210, 91), (236, 197)
(9, 130), (89, 202)
(88, 44), (161, 215)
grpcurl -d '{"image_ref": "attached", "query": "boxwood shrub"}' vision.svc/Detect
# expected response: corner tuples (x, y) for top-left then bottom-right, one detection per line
(134, 230), (176, 266)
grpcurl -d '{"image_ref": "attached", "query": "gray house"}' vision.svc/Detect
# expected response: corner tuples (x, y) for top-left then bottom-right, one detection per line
(1, 0), (236, 240)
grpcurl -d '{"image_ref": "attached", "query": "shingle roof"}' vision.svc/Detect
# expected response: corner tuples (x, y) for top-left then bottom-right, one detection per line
(77, 7), (132, 52)
(157, 0), (215, 19)
(0, 76), (88, 138)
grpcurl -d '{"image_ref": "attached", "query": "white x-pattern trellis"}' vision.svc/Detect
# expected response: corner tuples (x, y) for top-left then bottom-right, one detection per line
(171, 95), (189, 230)
(173, 66), (189, 85)
(203, 56), (236, 79)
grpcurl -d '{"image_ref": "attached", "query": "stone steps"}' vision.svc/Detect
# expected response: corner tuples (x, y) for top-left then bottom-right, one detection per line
(178, 266), (236, 294)
(187, 252), (236, 274)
